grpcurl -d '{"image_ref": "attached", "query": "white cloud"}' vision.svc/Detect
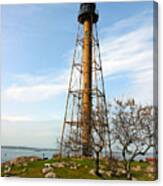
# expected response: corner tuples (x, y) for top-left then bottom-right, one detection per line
(1, 115), (33, 122)
(100, 10), (153, 104)
(4, 83), (66, 102)
(101, 26), (152, 76)
(13, 69), (69, 85)
(2, 70), (69, 102)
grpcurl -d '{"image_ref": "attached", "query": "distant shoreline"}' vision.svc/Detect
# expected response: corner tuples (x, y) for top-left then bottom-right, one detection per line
(1, 145), (58, 152)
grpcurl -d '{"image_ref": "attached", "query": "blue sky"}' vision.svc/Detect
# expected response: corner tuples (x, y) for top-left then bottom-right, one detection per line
(1, 1), (154, 148)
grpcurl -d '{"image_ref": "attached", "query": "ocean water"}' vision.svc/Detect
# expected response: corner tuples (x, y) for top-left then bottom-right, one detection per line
(1, 147), (155, 163)
(1, 147), (58, 163)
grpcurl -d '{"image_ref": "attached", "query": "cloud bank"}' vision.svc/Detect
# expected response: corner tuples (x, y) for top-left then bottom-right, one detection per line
(100, 10), (153, 104)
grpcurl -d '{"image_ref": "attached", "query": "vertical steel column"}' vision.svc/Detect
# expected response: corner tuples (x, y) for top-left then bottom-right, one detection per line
(82, 18), (92, 156)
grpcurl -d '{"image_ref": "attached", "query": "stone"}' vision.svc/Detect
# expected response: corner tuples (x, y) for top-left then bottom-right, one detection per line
(70, 165), (77, 170)
(4, 165), (9, 169)
(22, 168), (27, 173)
(51, 162), (64, 168)
(132, 165), (141, 171)
(117, 168), (126, 174)
(115, 171), (121, 176)
(89, 169), (96, 176)
(42, 167), (54, 174)
(44, 172), (56, 178)
(63, 162), (70, 167)
(146, 166), (156, 173)
(30, 158), (35, 162)
(23, 163), (28, 167)
(117, 161), (123, 167)
(148, 173), (155, 179)
(121, 169), (126, 174)
(29, 156), (42, 162)
(132, 177), (138, 181)
(99, 169), (105, 174)
(77, 163), (81, 168)
(105, 171), (112, 177)
(100, 165), (105, 170)
(44, 163), (51, 168)
(8, 156), (41, 166)
(4, 167), (11, 174)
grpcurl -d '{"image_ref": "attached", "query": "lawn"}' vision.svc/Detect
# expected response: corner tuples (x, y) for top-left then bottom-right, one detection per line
(1, 156), (157, 180)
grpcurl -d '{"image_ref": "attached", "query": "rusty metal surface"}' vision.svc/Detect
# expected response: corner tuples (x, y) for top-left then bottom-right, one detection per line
(82, 18), (92, 156)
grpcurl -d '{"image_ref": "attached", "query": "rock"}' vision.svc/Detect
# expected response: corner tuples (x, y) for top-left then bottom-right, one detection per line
(22, 168), (27, 173)
(105, 171), (112, 177)
(146, 166), (156, 173)
(4, 165), (9, 169)
(30, 158), (35, 162)
(30, 156), (39, 162)
(132, 165), (141, 171)
(89, 169), (105, 176)
(8, 156), (41, 166)
(4, 167), (11, 174)
(42, 167), (54, 174)
(117, 161), (123, 167)
(148, 173), (155, 179)
(44, 163), (51, 168)
(99, 169), (105, 174)
(23, 163), (28, 167)
(89, 169), (96, 176)
(100, 165), (105, 170)
(17, 163), (22, 167)
(121, 170), (126, 174)
(44, 172), (56, 178)
(63, 162), (70, 167)
(70, 165), (77, 170)
(132, 177), (138, 181)
(115, 171), (121, 176)
(77, 163), (81, 168)
(51, 162), (64, 168)
(117, 168), (126, 175)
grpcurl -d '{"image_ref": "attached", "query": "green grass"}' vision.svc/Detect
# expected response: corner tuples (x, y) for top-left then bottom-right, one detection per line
(1, 157), (157, 180)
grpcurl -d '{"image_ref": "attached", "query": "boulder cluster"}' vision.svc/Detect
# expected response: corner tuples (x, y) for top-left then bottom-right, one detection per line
(41, 161), (81, 178)
(2, 156), (42, 177)
(42, 163), (56, 178)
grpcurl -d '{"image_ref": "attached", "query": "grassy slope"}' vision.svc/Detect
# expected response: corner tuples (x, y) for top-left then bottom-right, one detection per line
(1, 157), (156, 180)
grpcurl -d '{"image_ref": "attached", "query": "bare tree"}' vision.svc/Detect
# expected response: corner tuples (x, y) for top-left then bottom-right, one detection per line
(91, 106), (109, 176)
(91, 121), (105, 176)
(61, 127), (82, 157)
(112, 99), (156, 179)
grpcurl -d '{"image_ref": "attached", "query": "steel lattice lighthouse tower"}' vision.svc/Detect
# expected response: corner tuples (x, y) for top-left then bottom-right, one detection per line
(60, 3), (111, 157)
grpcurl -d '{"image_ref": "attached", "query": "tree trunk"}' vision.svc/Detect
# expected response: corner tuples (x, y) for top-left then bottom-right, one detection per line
(95, 151), (100, 175)
(125, 161), (132, 180)
(122, 148), (132, 180)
